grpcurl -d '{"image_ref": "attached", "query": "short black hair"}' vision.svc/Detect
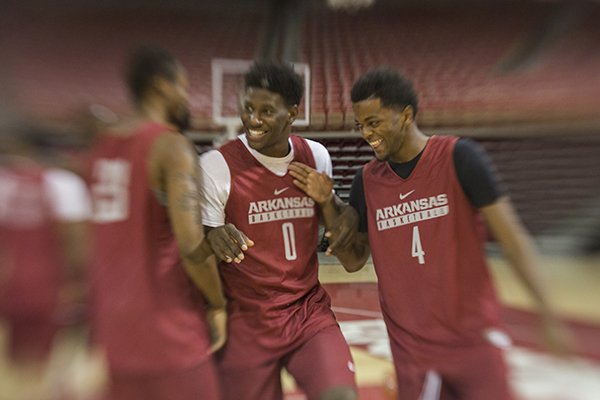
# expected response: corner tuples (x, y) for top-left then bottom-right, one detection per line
(126, 46), (179, 104)
(351, 68), (419, 116)
(244, 61), (304, 107)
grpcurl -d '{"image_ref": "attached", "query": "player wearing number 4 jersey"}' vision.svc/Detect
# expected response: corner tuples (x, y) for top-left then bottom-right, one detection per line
(290, 68), (571, 400)
(199, 62), (356, 400)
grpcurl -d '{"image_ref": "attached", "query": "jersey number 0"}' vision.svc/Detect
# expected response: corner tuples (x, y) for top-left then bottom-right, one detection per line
(282, 222), (297, 260)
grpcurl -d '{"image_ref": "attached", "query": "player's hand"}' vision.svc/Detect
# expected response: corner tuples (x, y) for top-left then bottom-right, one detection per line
(206, 306), (227, 353)
(289, 162), (334, 205)
(325, 205), (359, 256)
(206, 224), (254, 264)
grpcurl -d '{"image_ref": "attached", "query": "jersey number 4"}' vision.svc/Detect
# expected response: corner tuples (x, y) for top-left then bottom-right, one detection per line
(412, 226), (426, 264)
(91, 159), (131, 223)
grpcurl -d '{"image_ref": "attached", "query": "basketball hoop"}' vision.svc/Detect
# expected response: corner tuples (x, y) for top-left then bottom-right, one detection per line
(211, 58), (311, 135)
(212, 119), (242, 148)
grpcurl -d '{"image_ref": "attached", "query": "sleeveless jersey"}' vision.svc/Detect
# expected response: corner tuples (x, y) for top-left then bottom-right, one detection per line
(218, 135), (336, 356)
(0, 162), (61, 320)
(87, 122), (211, 373)
(363, 135), (502, 357)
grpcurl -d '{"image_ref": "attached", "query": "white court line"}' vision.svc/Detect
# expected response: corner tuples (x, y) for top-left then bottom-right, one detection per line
(331, 306), (383, 319)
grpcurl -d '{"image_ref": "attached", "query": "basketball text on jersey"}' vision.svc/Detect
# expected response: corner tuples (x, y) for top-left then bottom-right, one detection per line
(375, 193), (448, 231)
(248, 195), (315, 224)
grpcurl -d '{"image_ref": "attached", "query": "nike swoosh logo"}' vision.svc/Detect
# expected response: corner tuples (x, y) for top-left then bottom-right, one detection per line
(274, 187), (289, 195)
(399, 190), (415, 200)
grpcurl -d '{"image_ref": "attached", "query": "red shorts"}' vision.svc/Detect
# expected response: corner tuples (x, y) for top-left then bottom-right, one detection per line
(218, 324), (356, 400)
(391, 343), (513, 400)
(108, 358), (220, 400)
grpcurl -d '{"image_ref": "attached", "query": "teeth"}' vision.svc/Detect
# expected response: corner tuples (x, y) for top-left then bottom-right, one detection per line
(248, 129), (266, 138)
(369, 138), (383, 148)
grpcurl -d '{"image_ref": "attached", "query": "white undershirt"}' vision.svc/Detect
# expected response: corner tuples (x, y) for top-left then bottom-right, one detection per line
(43, 168), (91, 222)
(199, 134), (332, 227)
(0, 166), (90, 225)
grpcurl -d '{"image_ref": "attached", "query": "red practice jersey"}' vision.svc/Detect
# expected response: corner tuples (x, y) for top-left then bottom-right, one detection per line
(363, 135), (502, 359)
(218, 135), (337, 361)
(87, 122), (211, 374)
(0, 162), (64, 362)
(0, 162), (61, 320)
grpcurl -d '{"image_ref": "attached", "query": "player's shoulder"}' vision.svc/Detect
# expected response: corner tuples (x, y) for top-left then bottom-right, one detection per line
(199, 149), (228, 176)
(302, 138), (332, 173)
(43, 168), (91, 220)
(153, 131), (194, 162)
(43, 167), (86, 187)
(303, 137), (330, 155)
(303, 138), (331, 162)
(453, 137), (489, 161)
(454, 136), (478, 150)
(199, 148), (225, 164)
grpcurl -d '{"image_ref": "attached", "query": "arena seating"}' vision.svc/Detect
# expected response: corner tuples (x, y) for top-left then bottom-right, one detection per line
(301, 3), (600, 130)
(312, 134), (600, 240)
(2, 3), (598, 130)
(2, 6), (264, 126)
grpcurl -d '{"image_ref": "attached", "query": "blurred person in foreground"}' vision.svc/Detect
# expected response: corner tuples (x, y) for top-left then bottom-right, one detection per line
(289, 68), (570, 400)
(199, 62), (357, 400)
(85, 46), (250, 400)
(0, 120), (91, 399)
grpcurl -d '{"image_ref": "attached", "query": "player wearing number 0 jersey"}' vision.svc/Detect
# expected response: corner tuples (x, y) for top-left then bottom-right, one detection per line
(201, 134), (330, 334)
(200, 134), (356, 400)
(199, 62), (356, 400)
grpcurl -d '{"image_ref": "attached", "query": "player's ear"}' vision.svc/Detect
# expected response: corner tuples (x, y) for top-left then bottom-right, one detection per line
(401, 105), (415, 124)
(153, 76), (170, 98)
(288, 105), (299, 122)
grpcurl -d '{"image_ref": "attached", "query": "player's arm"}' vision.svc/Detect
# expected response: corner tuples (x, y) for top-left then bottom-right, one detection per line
(482, 198), (552, 313)
(481, 198), (571, 355)
(154, 133), (229, 351)
(197, 151), (253, 264)
(153, 133), (225, 309)
(456, 139), (570, 355)
(289, 161), (370, 272)
(328, 215), (370, 272)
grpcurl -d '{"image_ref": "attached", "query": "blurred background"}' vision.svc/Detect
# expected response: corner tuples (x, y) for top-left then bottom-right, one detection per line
(1, 0), (599, 399)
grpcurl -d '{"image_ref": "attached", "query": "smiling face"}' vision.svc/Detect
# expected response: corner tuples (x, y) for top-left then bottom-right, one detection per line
(353, 97), (410, 162)
(240, 87), (297, 158)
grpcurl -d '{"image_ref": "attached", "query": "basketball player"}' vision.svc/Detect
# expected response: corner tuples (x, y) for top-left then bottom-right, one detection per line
(289, 68), (569, 400)
(198, 62), (357, 400)
(0, 122), (90, 399)
(86, 46), (249, 400)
